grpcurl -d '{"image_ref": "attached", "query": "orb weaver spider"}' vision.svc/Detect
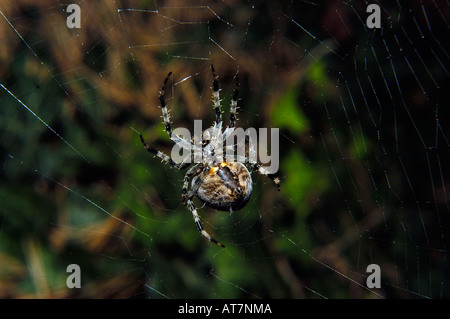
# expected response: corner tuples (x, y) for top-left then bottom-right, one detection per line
(140, 65), (280, 247)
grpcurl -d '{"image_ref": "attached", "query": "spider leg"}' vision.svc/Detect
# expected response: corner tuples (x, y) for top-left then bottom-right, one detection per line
(228, 70), (239, 128)
(156, 72), (196, 151)
(187, 168), (206, 200)
(186, 199), (225, 248)
(210, 64), (222, 127)
(182, 164), (204, 204)
(159, 71), (173, 137)
(252, 163), (281, 191)
(181, 164), (225, 247)
(140, 134), (190, 169)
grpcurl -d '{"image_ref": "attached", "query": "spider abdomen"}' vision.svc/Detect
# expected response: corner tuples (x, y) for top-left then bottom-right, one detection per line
(195, 162), (253, 211)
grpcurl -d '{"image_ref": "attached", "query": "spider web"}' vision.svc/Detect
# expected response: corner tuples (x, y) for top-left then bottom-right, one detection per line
(0, 0), (448, 299)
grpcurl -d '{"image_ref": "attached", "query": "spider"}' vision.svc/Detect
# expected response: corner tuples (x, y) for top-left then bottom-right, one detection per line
(140, 65), (280, 247)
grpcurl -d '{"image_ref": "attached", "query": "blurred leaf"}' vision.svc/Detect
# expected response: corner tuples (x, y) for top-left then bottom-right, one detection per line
(282, 149), (327, 214)
(272, 87), (309, 134)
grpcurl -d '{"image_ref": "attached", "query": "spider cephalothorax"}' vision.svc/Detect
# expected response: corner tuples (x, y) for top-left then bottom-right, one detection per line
(140, 65), (280, 247)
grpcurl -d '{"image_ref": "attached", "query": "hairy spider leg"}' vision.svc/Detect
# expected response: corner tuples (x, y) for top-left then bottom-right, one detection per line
(140, 71), (192, 169)
(182, 164), (204, 204)
(139, 134), (190, 169)
(181, 164), (225, 247)
(252, 163), (281, 191)
(186, 199), (225, 247)
(229, 70), (239, 128)
(210, 65), (222, 128)
(159, 71), (173, 137)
